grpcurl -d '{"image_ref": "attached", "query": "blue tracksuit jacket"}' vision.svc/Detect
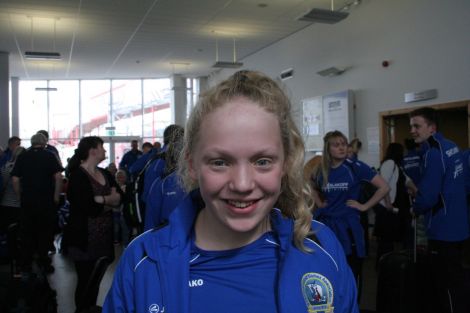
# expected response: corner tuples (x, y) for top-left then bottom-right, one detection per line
(144, 172), (187, 231)
(103, 191), (359, 313)
(128, 148), (158, 176)
(313, 159), (376, 258)
(413, 132), (469, 241)
(119, 150), (142, 170)
(142, 157), (166, 203)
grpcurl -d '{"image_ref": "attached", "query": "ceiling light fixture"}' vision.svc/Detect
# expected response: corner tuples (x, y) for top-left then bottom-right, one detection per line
(212, 38), (243, 69)
(25, 51), (62, 60)
(297, 0), (349, 24)
(24, 17), (62, 61)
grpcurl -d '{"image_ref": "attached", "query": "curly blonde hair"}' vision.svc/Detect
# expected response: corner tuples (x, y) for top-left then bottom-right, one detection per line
(178, 70), (315, 252)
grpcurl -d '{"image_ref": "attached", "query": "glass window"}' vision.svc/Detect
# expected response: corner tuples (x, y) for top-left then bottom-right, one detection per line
(143, 79), (172, 143)
(16, 77), (174, 161)
(98, 142), (111, 169)
(18, 80), (48, 139)
(81, 80), (111, 137)
(186, 78), (200, 117)
(111, 80), (143, 137)
(48, 80), (80, 162)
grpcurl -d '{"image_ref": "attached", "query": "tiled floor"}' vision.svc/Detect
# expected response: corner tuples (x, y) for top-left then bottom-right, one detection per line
(48, 245), (123, 313)
(2, 239), (379, 313)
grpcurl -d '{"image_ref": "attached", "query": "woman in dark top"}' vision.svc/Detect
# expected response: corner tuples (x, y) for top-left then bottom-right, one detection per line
(63, 136), (121, 313)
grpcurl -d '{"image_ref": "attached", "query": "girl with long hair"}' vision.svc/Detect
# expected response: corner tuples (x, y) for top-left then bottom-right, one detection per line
(64, 136), (122, 313)
(311, 130), (389, 296)
(104, 71), (359, 313)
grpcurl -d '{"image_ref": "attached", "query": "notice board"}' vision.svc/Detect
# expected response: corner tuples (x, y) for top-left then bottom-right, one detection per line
(302, 90), (355, 151)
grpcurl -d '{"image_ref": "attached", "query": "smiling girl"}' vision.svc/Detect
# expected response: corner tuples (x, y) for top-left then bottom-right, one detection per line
(104, 71), (359, 313)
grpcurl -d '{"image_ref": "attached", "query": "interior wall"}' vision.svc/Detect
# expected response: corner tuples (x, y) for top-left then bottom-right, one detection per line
(208, 0), (470, 167)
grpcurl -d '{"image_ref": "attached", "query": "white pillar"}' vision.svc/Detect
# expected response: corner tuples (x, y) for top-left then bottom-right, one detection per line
(171, 74), (187, 127)
(198, 76), (209, 94)
(0, 52), (9, 145)
(10, 77), (19, 136)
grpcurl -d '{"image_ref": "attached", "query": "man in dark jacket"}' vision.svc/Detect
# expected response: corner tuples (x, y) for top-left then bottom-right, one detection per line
(11, 133), (63, 275)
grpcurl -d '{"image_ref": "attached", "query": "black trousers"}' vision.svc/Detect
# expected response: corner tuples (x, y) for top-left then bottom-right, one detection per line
(346, 249), (364, 303)
(0, 205), (20, 233)
(19, 206), (55, 272)
(74, 259), (98, 312)
(428, 239), (468, 313)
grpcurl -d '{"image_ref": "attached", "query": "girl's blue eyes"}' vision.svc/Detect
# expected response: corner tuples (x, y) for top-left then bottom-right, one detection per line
(255, 159), (271, 167)
(209, 158), (272, 168)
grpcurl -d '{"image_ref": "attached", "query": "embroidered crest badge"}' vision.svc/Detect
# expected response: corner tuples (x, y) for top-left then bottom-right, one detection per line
(301, 272), (334, 313)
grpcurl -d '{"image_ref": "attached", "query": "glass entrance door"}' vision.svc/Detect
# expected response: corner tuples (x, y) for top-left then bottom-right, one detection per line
(99, 136), (141, 169)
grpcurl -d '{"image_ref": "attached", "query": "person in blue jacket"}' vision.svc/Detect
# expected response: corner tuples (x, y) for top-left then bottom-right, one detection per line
(140, 124), (183, 204)
(103, 70), (359, 313)
(119, 139), (142, 172)
(409, 107), (469, 313)
(311, 130), (389, 298)
(144, 126), (186, 231)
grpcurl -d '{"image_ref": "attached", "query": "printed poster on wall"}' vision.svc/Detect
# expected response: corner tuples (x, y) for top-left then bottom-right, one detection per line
(302, 96), (323, 151)
(322, 90), (354, 140)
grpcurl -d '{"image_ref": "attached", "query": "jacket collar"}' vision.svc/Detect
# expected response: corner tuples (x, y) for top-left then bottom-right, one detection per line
(422, 131), (443, 152)
(142, 189), (294, 261)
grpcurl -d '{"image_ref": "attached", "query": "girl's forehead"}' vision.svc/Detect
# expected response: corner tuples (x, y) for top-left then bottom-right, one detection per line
(329, 136), (347, 144)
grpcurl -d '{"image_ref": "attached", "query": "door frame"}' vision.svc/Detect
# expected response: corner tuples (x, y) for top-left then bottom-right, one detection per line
(101, 135), (141, 165)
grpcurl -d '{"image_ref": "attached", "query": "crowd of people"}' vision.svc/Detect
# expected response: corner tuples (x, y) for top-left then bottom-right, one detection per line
(0, 71), (469, 313)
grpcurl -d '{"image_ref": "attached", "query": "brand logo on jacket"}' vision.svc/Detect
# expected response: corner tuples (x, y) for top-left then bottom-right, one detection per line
(189, 279), (204, 287)
(149, 304), (164, 313)
(322, 182), (349, 192)
(301, 272), (334, 313)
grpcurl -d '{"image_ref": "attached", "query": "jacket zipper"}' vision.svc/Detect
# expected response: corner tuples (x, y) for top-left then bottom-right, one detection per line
(156, 261), (167, 312)
(276, 230), (292, 313)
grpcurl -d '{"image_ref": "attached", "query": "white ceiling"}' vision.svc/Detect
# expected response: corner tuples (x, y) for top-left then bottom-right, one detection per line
(0, 0), (354, 80)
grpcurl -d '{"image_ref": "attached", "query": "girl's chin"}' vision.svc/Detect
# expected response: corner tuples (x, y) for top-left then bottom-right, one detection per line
(224, 217), (270, 235)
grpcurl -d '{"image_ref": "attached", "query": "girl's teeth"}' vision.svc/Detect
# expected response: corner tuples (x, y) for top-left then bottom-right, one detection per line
(229, 201), (253, 208)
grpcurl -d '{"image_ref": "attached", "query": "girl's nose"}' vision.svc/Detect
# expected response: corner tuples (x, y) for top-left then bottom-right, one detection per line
(229, 164), (255, 193)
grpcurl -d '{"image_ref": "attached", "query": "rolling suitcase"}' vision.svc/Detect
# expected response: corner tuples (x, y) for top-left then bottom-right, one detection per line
(375, 217), (433, 313)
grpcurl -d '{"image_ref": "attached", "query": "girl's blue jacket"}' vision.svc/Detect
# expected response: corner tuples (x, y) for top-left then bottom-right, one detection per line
(103, 190), (359, 313)
(144, 172), (187, 231)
